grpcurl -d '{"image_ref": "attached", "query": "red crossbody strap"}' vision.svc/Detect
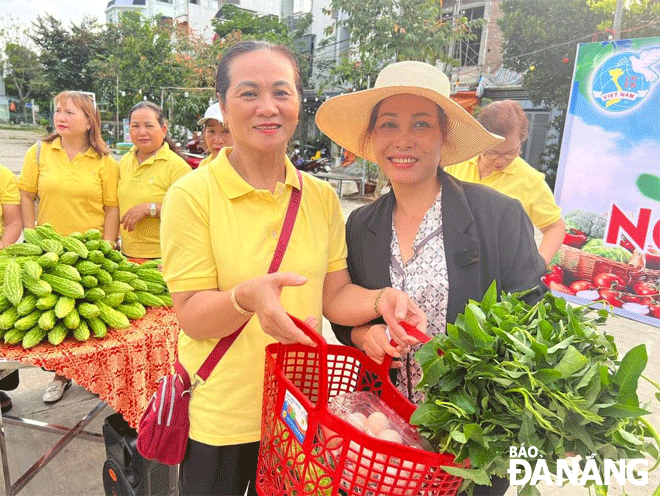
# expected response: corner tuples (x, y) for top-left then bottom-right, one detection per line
(174, 359), (191, 389)
(195, 169), (304, 382)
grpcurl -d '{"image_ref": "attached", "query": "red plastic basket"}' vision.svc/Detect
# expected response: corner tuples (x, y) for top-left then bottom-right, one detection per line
(256, 315), (467, 496)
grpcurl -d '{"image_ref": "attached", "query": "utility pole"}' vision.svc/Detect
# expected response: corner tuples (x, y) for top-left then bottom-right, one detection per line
(115, 74), (120, 144)
(613, 0), (624, 40)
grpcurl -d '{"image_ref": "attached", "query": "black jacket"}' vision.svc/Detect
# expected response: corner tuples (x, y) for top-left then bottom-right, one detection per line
(332, 168), (547, 345)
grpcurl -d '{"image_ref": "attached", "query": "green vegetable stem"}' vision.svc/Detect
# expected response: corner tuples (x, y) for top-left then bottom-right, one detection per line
(411, 281), (660, 496)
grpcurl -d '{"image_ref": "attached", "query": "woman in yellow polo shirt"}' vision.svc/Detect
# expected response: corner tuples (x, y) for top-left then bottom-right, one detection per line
(18, 90), (120, 404)
(0, 165), (22, 250)
(117, 102), (190, 259)
(0, 164), (22, 414)
(444, 99), (566, 265)
(196, 102), (233, 167)
(160, 41), (425, 496)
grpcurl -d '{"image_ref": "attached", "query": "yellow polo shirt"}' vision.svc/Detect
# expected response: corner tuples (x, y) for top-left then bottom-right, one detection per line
(118, 143), (190, 258)
(18, 138), (119, 235)
(0, 166), (20, 239)
(445, 156), (562, 229)
(197, 155), (215, 168)
(161, 147), (347, 446)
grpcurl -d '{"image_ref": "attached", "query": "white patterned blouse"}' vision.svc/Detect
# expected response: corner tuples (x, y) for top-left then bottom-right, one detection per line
(390, 189), (449, 404)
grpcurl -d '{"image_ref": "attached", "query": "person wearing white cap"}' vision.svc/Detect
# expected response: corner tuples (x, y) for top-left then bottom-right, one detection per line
(319, 61), (548, 496)
(196, 102), (233, 167)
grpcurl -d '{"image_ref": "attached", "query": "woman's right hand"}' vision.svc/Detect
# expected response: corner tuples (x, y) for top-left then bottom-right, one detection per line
(353, 323), (414, 364)
(234, 273), (315, 347)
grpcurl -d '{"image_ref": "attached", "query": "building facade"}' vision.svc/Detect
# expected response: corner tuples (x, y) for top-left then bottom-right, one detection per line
(105, 0), (223, 38)
(105, 0), (336, 82)
(441, 0), (553, 171)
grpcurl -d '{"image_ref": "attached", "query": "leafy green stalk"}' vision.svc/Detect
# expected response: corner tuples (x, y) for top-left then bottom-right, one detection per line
(411, 281), (660, 495)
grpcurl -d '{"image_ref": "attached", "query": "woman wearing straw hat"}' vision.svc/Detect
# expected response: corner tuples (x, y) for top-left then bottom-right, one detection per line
(318, 61), (548, 496)
(196, 102), (233, 167)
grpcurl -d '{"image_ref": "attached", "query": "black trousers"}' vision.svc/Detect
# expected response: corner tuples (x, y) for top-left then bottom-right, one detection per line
(0, 371), (19, 390)
(471, 475), (509, 496)
(180, 439), (260, 496)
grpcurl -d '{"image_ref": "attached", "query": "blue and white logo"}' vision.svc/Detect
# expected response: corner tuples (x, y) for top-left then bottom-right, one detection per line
(591, 48), (660, 113)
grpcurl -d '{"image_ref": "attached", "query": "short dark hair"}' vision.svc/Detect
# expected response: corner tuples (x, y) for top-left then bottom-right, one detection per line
(129, 101), (181, 155)
(215, 41), (303, 103)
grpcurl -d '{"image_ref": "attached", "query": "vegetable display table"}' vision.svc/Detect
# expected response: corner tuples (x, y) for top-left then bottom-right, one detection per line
(0, 306), (180, 495)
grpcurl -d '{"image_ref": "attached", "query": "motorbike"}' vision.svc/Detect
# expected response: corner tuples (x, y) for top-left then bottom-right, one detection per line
(178, 135), (206, 169)
(290, 145), (331, 174)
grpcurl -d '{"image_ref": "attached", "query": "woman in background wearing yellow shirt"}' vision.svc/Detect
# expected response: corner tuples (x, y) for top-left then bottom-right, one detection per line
(0, 164), (22, 413)
(0, 165), (22, 250)
(117, 102), (190, 259)
(196, 102), (233, 167)
(18, 90), (120, 404)
(444, 100), (566, 265)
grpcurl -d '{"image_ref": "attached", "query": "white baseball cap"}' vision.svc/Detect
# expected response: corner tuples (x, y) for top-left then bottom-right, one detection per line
(197, 103), (225, 126)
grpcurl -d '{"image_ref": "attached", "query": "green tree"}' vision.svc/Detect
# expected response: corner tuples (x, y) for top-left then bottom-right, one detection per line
(92, 13), (190, 135)
(213, 4), (290, 40)
(29, 14), (107, 94)
(498, 0), (607, 187)
(320, 0), (484, 91)
(499, 0), (659, 187)
(167, 25), (232, 135)
(3, 42), (47, 122)
(589, 0), (660, 39)
(1, 16), (50, 122)
(212, 5), (313, 86)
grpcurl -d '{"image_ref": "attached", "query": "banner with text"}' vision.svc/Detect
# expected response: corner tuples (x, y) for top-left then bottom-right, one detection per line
(554, 37), (660, 326)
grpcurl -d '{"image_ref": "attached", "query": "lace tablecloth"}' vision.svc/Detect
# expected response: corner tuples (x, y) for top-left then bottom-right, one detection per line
(0, 307), (180, 430)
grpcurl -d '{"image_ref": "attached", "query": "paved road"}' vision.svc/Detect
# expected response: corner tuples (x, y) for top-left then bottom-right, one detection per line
(0, 127), (659, 495)
(0, 128), (43, 176)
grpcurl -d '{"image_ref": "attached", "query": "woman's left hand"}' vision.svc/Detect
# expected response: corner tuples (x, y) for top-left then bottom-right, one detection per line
(358, 323), (411, 364)
(376, 288), (427, 348)
(120, 204), (150, 232)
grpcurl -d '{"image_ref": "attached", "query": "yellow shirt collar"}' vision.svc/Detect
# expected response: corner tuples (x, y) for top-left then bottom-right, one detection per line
(130, 142), (172, 167)
(51, 136), (99, 158)
(210, 147), (302, 200)
(471, 155), (523, 177)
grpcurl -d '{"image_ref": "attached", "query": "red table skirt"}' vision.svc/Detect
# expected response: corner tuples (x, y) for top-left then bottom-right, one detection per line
(0, 307), (180, 430)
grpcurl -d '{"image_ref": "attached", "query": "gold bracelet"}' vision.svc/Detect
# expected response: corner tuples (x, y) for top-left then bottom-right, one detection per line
(230, 286), (253, 316)
(373, 288), (386, 315)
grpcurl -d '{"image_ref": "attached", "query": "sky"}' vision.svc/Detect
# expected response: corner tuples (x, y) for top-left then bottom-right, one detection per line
(0, 0), (109, 30)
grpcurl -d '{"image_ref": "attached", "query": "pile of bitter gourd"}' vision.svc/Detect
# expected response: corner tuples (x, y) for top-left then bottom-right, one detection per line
(0, 225), (171, 349)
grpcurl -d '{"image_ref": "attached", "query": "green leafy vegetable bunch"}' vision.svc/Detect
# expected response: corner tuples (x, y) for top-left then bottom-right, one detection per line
(411, 281), (660, 495)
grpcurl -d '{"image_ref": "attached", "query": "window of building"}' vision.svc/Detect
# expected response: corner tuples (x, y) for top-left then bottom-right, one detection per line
(457, 6), (484, 67)
(521, 110), (551, 170)
(190, 0), (198, 4)
(157, 0), (173, 3)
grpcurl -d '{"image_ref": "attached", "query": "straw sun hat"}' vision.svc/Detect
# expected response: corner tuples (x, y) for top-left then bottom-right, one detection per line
(315, 61), (503, 167)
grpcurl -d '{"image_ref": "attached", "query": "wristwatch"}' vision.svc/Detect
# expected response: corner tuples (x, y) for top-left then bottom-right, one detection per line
(149, 203), (157, 217)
